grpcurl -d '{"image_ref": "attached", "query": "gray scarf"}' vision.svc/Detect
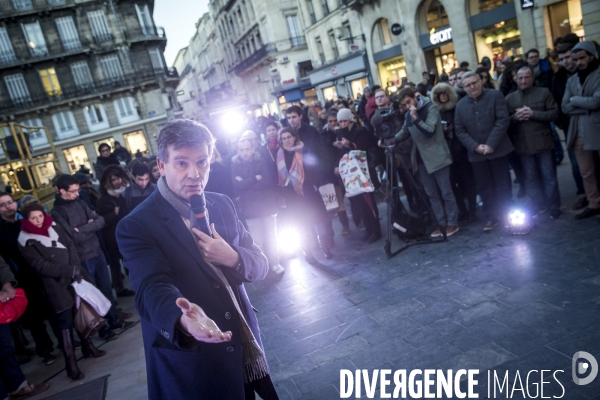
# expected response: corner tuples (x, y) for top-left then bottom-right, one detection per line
(157, 177), (269, 383)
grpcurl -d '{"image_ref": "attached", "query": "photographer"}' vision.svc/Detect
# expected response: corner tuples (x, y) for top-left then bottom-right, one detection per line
(394, 88), (460, 238)
(370, 89), (420, 212)
(335, 109), (382, 243)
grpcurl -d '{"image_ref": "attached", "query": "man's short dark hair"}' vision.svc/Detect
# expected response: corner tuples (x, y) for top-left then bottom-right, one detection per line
(21, 203), (44, 220)
(264, 120), (279, 131)
(415, 83), (428, 97)
(517, 65), (535, 76)
(98, 143), (111, 153)
(525, 48), (539, 58)
(132, 163), (150, 178)
(557, 43), (574, 55)
(156, 119), (216, 163)
(0, 192), (12, 200)
(397, 88), (416, 102)
(286, 105), (302, 117)
(56, 174), (79, 191)
(459, 61), (469, 69)
(326, 110), (338, 119)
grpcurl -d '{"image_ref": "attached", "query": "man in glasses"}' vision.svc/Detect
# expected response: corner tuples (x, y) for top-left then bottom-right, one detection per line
(94, 143), (120, 181)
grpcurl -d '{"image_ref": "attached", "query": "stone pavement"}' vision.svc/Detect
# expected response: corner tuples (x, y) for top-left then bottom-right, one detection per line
(18, 157), (600, 400)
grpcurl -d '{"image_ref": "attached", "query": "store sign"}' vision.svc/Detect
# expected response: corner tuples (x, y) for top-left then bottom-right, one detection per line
(331, 68), (338, 76)
(521, 0), (534, 9)
(391, 23), (403, 36)
(349, 44), (362, 52)
(430, 28), (452, 45)
(282, 78), (295, 85)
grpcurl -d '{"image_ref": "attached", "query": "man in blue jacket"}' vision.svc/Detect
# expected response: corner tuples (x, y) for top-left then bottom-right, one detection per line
(116, 119), (276, 400)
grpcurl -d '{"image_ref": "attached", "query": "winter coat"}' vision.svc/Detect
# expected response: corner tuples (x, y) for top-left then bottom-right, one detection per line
(123, 182), (157, 217)
(96, 193), (127, 250)
(94, 154), (120, 181)
(18, 223), (83, 313)
(552, 67), (575, 131)
(505, 86), (558, 155)
(230, 152), (278, 219)
(562, 64), (600, 151)
(533, 59), (554, 89)
(395, 96), (452, 174)
(295, 123), (330, 187)
(454, 89), (514, 162)
(0, 255), (16, 289)
(431, 83), (469, 163)
(113, 147), (132, 164)
(51, 197), (105, 262)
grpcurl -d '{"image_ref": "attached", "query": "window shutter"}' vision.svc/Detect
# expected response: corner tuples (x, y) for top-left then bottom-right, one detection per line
(0, 28), (16, 64)
(56, 17), (81, 51)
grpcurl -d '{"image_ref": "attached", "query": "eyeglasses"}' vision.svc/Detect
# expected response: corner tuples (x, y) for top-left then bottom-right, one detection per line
(464, 81), (480, 89)
(0, 200), (15, 208)
(66, 188), (79, 194)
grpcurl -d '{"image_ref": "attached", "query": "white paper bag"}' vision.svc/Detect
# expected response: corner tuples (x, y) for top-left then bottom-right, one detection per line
(72, 280), (112, 317)
(318, 183), (339, 211)
(339, 150), (374, 198)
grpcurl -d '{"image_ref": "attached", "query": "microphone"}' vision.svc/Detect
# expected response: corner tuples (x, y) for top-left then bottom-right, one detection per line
(190, 193), (212, 238)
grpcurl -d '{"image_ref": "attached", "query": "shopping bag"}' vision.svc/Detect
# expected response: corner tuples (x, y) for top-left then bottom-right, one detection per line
(318, 183), (339, 211)
(0, 288), (28, 324)
(72, 280), (111, 317)
(339, 150), (374, 198)
(74, 297), (105, 339)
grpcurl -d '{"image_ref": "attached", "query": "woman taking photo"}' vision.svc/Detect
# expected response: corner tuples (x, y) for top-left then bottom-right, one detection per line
(96, 165), (134, 298)
(18, 203), (105, 381)
(277, 127), (333, 263)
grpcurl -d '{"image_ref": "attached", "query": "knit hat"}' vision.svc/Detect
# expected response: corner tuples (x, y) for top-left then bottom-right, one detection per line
(363, 85), (371, 92)
(337, 108), (353, 122)
(572, 41), (598, 58)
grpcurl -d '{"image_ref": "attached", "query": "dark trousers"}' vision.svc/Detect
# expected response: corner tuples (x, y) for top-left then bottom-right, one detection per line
(567, 147), (585, 195)
(244, 374), (279, 400)
(507, 151), (526, 195)
(104, 244), (125, 293)
(520, 150), (561, 213)
(450, 160), (477, 216)
(471, 156), (512, 222)
(17, 287), (58, 357)
(349, 192), (381, 236)
(0, 324), (26, 399)
(82, 253), (118, 329)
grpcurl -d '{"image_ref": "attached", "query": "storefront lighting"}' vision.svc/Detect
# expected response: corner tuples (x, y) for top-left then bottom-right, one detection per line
(484, 29), (520, 44)
(498, 39), (503, 44)
(442, 55), (448, 60)
(430, 27), (436, 34)
(390, 86), (398, 93)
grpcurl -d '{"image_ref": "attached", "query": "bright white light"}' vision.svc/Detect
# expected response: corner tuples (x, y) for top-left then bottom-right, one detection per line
(508, 210), (526, 226)
(220, 112), (246, 136)
(278, 228), (301, 252)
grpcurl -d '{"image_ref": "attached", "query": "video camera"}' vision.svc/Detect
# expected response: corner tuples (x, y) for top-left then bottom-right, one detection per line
(374, 106), (401, 147)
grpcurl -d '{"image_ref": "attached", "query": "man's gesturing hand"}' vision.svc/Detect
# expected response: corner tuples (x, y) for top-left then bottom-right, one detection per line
(176, 298), (232, 343)
(192, 223), (240, 268)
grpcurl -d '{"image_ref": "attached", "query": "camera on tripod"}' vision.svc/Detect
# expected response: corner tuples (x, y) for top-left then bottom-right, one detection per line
(374, 107), (401, 148)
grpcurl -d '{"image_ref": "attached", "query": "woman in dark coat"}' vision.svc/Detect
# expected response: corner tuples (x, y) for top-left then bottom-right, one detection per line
(277, 127), (332, 263)
(96, 165), (134, 297)
(18, 203), (105, 380)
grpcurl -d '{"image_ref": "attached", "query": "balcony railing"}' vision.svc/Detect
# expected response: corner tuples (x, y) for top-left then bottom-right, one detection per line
(0, 67), (178, 115)
(230, 43), (276, 75)
(124, 26), (167, 42)
(288, 36), (307, 48)
(1, 38), (92, 68)
(0, 0), (72, 17)
(0, 50), (17, 65)
(93, 33), (113, 44)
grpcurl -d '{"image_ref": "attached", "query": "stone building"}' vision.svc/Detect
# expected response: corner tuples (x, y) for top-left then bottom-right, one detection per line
(0, 0), (179, 190)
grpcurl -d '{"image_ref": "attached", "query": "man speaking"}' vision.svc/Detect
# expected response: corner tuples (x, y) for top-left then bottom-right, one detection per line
(116, 120), (277, 399)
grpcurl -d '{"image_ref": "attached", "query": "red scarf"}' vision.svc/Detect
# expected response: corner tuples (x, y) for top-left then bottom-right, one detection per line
(267, 136), (279, 151)
(21, 213), (54, 237)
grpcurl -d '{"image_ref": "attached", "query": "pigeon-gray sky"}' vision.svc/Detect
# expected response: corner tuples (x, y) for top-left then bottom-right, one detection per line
(154, 0), (209, 67)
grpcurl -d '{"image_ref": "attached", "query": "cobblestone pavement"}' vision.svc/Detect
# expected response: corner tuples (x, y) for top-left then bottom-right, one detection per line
(19, 159), (600, 400)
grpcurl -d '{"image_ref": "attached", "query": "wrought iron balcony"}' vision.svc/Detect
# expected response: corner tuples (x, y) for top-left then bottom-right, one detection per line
(124, 26), (167, 43)
(287, 36), (307, 49)
(0, 0), (73, 18)
(1, 38), (92, 69)
(230, 43), (276, 75)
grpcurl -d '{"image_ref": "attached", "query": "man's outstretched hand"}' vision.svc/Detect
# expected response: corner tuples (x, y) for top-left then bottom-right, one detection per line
(176, 298), (232, 343)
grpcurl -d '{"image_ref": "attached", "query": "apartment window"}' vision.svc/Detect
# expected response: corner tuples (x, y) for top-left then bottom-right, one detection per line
(378, 18), (392, 45)
(22, 22), (48, 57)
(286, 15), (304, 47)
(39, 68), (62, 98)
(52, 111), (79, 140)
(87, 10), (112, 43)
(148, 48), (164, 74)
(20, 118), (48, 147)
(4, 74), (31, 108)
(56, 17), (81, 51)
(306, 0), (316, 24)
(83, 103), (109, 132)
(328, 30), (339, 59)
(321, 0), (330, 16)
(12, 0), (32, 11)
(0, 28), (16, 64)
(135, 4), (155, 36)
(70, 61), (94, 89)
(113, 96), (139, 125)
(343, 21), (353, 44)
(100, 55), (124, 82)
(316, 37), (325, 64)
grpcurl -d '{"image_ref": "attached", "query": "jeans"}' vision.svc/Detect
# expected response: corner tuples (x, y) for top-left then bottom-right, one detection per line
(573, 136), (600, 209)
(246, 216), (279, 268)
(418, 163), (459, 226)
(471, 156), (512, 222)
(81, 253), (118, 327)
(520, 150), (561, 213)
(449, 160), (477, 216)
(567, 147), (585, 195)
(0, 324), (26, 399)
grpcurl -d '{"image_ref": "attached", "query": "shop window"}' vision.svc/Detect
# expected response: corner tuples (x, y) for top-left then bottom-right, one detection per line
(378, 55), (407, 89)
(62, 144), (91, 175)
(548, 0), (584, 44)
(425, 0), (450, 31)
(433, 44), (458, 75)
(39, 68), (62, 98)
(471, 0), (513, 14)
(322, 86), (336, 102)
(93, 137), (115, 156)
(83, 103), (110, 132)
(113, 96), (139, 125)
(474, 19), (522, 64)
(349, 78), (368, 100)
(32, 153), (56, 186)
(52, 111), (79, 140)
(123, 130), (148, 155)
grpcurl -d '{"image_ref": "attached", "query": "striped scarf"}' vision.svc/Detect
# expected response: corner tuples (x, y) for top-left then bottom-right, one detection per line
(277, 142), (305, 196)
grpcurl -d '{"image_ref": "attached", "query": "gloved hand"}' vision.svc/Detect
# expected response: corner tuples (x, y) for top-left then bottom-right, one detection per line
(73, 268), (83, 283)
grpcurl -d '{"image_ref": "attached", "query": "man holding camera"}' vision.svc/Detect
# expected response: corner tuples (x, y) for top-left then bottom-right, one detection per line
(394, 88), (460, 237)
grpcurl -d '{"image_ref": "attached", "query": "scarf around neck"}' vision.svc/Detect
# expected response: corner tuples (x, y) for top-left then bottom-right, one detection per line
(156, 177), (269, 383)
(21, 213), (54, 237)
(107, 185), (127, 197)
(277, 142), (305, 196)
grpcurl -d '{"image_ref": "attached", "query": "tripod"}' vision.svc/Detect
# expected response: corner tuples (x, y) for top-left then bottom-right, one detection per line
(382, 144), (447, 259)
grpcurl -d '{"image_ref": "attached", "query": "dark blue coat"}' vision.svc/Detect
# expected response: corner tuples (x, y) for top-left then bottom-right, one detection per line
(116, 190), (269, 400)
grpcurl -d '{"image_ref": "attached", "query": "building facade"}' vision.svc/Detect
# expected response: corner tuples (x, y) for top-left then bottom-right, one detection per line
(0, 0), (179, 192)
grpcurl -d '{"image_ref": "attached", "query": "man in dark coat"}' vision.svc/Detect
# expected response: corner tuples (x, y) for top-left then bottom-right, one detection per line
(122, 163), (156, 217)
(94, 143), (120, 181)
(113, 141), (132, 164)
(116, 119), (276, 400)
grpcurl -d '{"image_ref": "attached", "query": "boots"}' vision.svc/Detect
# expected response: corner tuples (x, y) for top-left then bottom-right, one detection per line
(81, 337), (106, 358)
(318, 235), (333, 259)
(61, 329), (84, 380)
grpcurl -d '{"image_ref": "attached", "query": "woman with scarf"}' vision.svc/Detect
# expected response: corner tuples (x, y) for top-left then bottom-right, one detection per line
(277, 127), (332, 263)
(95, 165), (135, 298)
(18, 203), (104, 381)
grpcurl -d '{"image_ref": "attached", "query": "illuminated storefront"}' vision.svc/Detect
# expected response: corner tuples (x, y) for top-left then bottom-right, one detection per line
(309, 52), (371, 104)
(546, 0), (585, 44)
(124, 130), (149, 156)
(373, 44), (407, 93)
(62, 145), (91, 175)
(418, 0), (458, 75)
